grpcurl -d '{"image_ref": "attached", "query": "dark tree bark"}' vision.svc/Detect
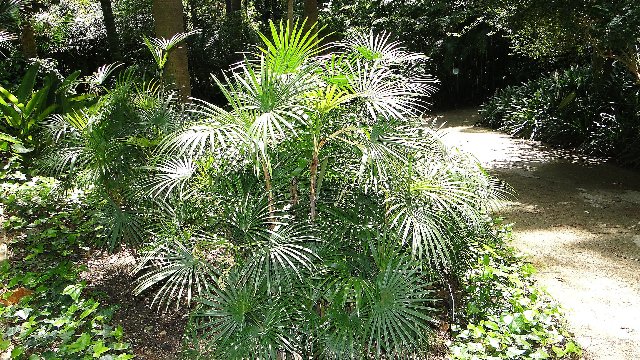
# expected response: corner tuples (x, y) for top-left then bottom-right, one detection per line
(152, 0), (192, 100)
(303, 0), (317, 35)
(98, 0), (122, 62)
(287, 0), (294, 29)
(231, 0), (241, 12)
(20, 21), (37, 59)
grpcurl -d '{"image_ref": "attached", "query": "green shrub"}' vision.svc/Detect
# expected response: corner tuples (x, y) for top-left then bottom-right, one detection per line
(480, 64), (640, 167)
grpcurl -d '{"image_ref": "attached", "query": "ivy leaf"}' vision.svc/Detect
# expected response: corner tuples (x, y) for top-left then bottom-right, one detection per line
(63, 284), (84, 302)
(67, 332), (92, 353)
(92, 341), (110, 357)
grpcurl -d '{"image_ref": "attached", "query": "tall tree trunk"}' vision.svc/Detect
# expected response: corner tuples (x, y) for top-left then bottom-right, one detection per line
(20, 21), (36, 59)
(98, 0), (122, 62)
(303, 0), (317, 35)
(231, 0), (242, 12)
(152, 0), (192, 100)
(287, 0), (294, 30)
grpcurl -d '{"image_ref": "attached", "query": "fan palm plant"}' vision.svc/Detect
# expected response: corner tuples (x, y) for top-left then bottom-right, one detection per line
(135, 19), (507, 357)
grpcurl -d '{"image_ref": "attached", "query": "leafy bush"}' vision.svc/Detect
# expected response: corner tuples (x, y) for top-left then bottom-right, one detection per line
(449, 223), (581, 360)
(129, 21), (508, 358)
(480, 64), (640, 167)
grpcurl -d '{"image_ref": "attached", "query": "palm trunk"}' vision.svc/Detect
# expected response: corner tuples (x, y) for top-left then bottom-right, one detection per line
(303, 0), (317, 36)
(152, 0), (192, 101)
(98, 0), (122, 62)
(309, 150), (319, 221)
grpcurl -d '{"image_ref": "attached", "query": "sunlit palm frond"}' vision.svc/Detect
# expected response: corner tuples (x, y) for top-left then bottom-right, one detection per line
(144, 157), (196, 200)
(0, 30), (14, 51)
(345, 30), (427, 65)
(240, 222), (319, 293)
(143, 30), (200, 71)
(86, 63), (123, 92)
(257, 19), (326, 74)
(223, 60), (313, 145)
(348, 59), (426, 122)
(160, 100), (245, 157)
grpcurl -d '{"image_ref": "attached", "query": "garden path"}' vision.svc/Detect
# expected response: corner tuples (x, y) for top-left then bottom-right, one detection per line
(436, 108), (640, 360)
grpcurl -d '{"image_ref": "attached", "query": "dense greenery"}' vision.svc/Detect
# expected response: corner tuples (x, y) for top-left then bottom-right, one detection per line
(480, 64), (640, 167)
(1, 165), (134, 359)
(3, 0), (634, 357)
(449, 223), (581, 360)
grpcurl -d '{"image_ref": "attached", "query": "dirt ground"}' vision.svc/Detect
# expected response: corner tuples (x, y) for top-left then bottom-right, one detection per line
(435, 108), (640, 360)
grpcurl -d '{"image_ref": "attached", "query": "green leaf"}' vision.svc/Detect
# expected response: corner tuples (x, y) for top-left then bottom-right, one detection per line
(0, 338), (10, 351)
(16, 63), (40, 102)
(0, 132), (21, 144)
(63, 284), (84, 302)
(92, 341), (110, 357)
(10, 346), (24, 359)
(67, 332), (92, 353)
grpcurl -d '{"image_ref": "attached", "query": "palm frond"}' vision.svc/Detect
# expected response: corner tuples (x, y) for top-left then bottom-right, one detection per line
(345, 30), (427, 65)
(133, 233), (221, 311)
(257, 19), (326, 74)
(365, 246), (436, 356)
(144, 157), (196, 200)
(160, 99), (245, 157)
(86, 62), (123, 92)
(195, 273), (298, 359)
(348, 59), (426, 122)
(240, 222), (319, 293)
(143, 30), (200, 71)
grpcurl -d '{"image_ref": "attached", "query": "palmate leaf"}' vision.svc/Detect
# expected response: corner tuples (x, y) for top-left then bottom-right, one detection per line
(257, 19), (325, 74)
(348, 59), (426, 122)
(133, 234), (219, 311)
(143, 30), (199, 71)
(160, 99), (245, 156)
(345, 31), (427, 65)
(240, 221), (319, 293)
(366, 246), (437, 356)
(195, 273), (298, 359)
(144, 157), (196, 200)
(224, 60), (313, 142)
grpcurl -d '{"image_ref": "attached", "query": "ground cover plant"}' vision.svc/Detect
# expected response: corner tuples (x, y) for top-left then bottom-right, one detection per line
(0, 164), (134, 359)
(449, 222), (581, 360)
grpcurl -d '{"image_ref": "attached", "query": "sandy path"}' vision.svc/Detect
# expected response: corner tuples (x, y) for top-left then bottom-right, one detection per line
(435, 109), (640, 360)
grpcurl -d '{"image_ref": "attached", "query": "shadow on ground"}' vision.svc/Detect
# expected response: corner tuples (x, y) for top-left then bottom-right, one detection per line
(435, 108), (640, 360)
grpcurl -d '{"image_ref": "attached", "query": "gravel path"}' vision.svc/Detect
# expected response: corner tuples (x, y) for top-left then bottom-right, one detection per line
(436, 108), (640, 360)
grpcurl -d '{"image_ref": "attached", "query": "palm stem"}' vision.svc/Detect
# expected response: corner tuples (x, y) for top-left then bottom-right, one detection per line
(309, 148), (319, 221)
(262, 159), (276, 226)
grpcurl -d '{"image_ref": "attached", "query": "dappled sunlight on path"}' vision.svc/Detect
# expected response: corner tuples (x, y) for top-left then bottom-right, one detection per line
(435, 108), (640, 360)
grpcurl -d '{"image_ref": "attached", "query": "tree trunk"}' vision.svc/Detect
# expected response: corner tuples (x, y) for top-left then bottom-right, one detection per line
(287, 0), (294, 30)
(231, 0), (242, 12)
(152, 0), (192, 100)
(98, 0), (122, 62)
(303, 0), (317, 35)
(21, 21), (37, 59)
